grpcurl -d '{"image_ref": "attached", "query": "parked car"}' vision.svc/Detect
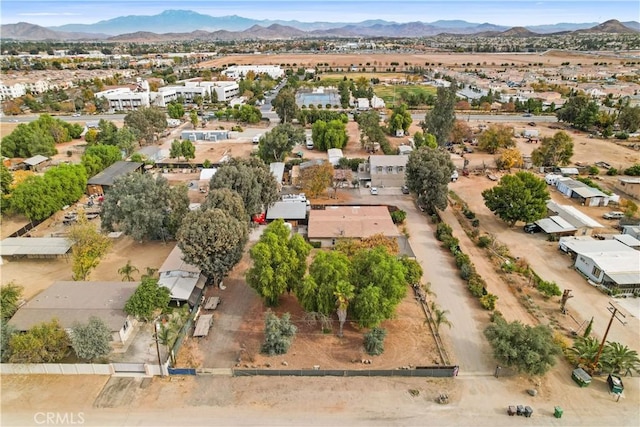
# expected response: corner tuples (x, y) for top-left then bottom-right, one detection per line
(401, 185), (410, 194)
(603, 211), (625, 220)
(252, 134), (262, 144)
(370, 187), (379, 195)
(523, 223), (542, 234)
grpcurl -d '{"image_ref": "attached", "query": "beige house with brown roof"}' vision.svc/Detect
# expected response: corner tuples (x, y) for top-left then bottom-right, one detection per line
(8, 281), (139, 347)
(307, 205), (400, 247)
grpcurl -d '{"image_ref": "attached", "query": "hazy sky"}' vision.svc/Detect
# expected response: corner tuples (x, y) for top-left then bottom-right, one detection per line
(2, 0), (638, 27)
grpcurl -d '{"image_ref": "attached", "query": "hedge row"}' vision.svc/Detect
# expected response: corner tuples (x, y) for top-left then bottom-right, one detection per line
(435, 223), (497, 310)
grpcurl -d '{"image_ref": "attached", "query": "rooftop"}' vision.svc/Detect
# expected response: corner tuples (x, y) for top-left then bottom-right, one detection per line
(308, 205), (399, 240)
(87, 161), (143, 186)
(9, 281), (139, 331)
(0, 237), (73, 256)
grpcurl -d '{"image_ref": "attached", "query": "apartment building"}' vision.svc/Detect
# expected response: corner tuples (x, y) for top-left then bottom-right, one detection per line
(222, 65), (284, 80)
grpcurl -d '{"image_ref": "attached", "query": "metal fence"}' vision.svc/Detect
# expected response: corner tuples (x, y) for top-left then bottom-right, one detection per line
(233, 366), (457, 378)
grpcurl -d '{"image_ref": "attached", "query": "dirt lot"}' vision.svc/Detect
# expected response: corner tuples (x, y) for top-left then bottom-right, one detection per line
(199, 51), (607, 69)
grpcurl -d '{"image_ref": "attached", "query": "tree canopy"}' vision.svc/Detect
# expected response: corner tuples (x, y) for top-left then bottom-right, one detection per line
(201, 188), (247, 221)
(169, 139), (196, 161)
(101, 173), (189, 241)
(124, 277), (171, 321)
(482, 172), (549, 226)
(312, 119), (348, 151)
(556, 95), (599, 131)
(82, 144), (122, 177)
(1, 114), (80, 158)
(297, 250), (352, 315)
(484, 317), (561, 376)
(405, 146), (455, 214)
(67, 215), (112, 281)
(389, 104), (413, 135)
(531, 131), (574, 167)
(9, 319), (70, 363)
(177, 208), (249, 284)
(1, 282), (24, 320)
(478, 124), (515, 154)
(422, 82), (458, 146)
(209, 157), (279, 216)
(299, 161), (334, 198)
(258, 123), (305, 163)
(246, 220), (312, 306)
(124, 107), (167, 145)
(272, 88), (299, 123)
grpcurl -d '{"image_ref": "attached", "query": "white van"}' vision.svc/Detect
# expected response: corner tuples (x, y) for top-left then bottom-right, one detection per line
(252, 134), (262, 144)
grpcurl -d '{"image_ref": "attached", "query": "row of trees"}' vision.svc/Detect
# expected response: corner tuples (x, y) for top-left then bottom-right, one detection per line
(1, 114), (83, 158)
(557, 95), (640, 135)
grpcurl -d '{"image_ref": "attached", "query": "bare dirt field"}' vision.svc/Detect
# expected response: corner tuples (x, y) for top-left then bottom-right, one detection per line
(199, 51), (609, 70)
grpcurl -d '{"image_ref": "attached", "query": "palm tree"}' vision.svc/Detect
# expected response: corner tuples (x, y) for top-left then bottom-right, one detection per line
(142, 267), (158, 279)
(431, 302), (452, 334)
(601, 342), (640, 376)
(567, 336), (600, 369)
(117, 260), (139, 282)
(156, 323), (178, 364)
(334, 280), (355, 338)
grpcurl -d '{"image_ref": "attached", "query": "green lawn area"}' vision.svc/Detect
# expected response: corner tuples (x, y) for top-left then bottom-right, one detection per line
(374, 85), (437, 106)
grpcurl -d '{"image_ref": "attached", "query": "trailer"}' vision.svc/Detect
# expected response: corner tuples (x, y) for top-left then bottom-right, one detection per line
(193, 314), (213, 338)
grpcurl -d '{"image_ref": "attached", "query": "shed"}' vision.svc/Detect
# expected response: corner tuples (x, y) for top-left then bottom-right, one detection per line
(547, 201), (603, 235)
(21, 155), (50, 171)
(158, 245), (207, 307)
(266, 201), (308, 222)
(0, 237), (73, 259)
(535, 216), (576, 235)
(87, 161), (143, 196)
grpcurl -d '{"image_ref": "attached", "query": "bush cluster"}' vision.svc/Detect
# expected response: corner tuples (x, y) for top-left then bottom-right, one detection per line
(435, 221), (496, 309)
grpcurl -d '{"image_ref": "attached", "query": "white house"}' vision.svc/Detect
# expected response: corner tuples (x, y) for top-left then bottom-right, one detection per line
(559, 237), (640, 295)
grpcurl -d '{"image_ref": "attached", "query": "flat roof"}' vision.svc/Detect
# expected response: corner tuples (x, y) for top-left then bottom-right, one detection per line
(536, 216), (576, 234)
(87, 161), (143, 186)
(613, 234), (640, 248)
(159, 245), (202, 274)
(547, 201), (603, 228)
(199, 168), (217, 181)
(23, 155), (49, 166)
(0, 237), (73, 256)
(266, 201), (308, 220)
(158, 273), (206, 301)
(270, 162), (285, 183)
(308, 205), (399, 240)
(9, 281), (139, 331)
(369, 155), (410, 168)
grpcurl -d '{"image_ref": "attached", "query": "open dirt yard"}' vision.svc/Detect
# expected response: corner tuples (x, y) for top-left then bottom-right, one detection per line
(199, 51), (612, 70)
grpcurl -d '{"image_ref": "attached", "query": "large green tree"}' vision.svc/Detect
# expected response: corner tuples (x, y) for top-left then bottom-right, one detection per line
(272, 88), (299, 123)
(312, 119), (348, 151)
(405, 146), (455, 214)
(177, 208), (249, 286)
(389, 103), (413, 135)
(209, 157), (279, 216)
(297, 250), (352, 315)
(350, 246), (408, 328)
(482, 172), (549, 226)
(422, 82), (458, 146)
(617, 105), (640, 133)
(82, 144), (122, 177)
(101, 173), (189, 241)
(556, 95), (599, 131)
(124, 277), (171, 321)
(478, 124), (515, 154)
(531, 131), (574, 167)
(484, 317), (561, 376)
(124, 107), (167, 145)
(258, 123), (305, 163)
(201, 188), (247, 221)
(0, 114), (80, 157)
(167, 102), (185, 119)
(9, 319), (70, 363)
(70, 316), (112, 361)
(246, 220), (311, 306)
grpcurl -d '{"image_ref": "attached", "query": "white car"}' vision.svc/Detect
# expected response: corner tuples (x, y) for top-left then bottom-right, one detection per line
(602, 211), (624, 220)
(252, 134), (262, 144)
(72, 113), (81, 117)
(370, 187), (379, 195)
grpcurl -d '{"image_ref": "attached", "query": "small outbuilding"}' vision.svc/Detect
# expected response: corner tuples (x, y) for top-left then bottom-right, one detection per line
(0, 237), (73, 259)
(21, 155), (50, 171)
(157, 245), (207, 307)
(87, 161), (143, 196)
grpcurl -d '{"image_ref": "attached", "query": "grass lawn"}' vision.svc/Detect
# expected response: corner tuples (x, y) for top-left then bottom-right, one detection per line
(374, 85), (437, 106)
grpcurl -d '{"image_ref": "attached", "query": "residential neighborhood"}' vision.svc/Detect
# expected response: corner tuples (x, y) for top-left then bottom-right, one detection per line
(1, 4), (640, 426)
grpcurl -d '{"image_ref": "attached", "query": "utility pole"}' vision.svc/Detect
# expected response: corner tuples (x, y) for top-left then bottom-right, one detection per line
(592, 303), (626, 373)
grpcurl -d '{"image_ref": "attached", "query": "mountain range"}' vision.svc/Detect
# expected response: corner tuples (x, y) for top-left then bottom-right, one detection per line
(1, 10), (638, 41)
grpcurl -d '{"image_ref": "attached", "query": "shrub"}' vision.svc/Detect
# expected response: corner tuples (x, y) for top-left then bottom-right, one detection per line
(310, 241), (322, 248)
(390, 210), (407, 224)
(586, 165), (599, 176)
(624, 164), (640, 176)
(480, 293), (498, 310)
(364, 327), (387, 356)
(537, 280), (562, 298)
(477, 235), (492, 248)
(460, 262), (474, 281)
(463, 208), (476, 219)
(435, 223), (453, 241)
(501, 261), (515, 273)
(454, 252), (471, 268)
(606, 168), (618, 176)
(468, 274), (486, 298)
(261, 311), (297, 356)
(471, 218), (480, 228)
(615, 132), (629, 140)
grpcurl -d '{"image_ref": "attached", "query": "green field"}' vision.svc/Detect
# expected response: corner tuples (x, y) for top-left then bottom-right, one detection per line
(374, 85), (437, 106)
